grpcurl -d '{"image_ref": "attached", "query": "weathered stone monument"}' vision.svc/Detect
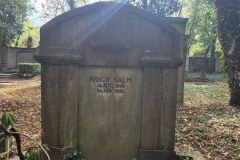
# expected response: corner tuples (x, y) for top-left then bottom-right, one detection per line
(166, 18), (188, 103)
(35, 2), (185, 160)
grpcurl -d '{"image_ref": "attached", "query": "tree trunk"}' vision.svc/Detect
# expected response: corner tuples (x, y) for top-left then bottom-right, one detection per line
(214, 0), (240, 107)
(142, 0), (147, 10)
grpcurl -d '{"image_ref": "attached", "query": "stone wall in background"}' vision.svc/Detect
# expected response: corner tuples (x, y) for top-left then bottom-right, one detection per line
(0, 46), (37, 69)
(188, 53), (221, 73)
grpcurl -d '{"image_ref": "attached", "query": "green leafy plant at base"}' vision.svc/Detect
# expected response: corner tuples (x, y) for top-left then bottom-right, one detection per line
(18, 63), (41, 78)
(0, 112), (50, 160)
(25, 148), (41, 160)
(1, 112), (16, 129)
(0, 112), (16, 159)
(25, 147), (49, 160)
(177, 155), (194, 160)
(64, 150), (82, 160)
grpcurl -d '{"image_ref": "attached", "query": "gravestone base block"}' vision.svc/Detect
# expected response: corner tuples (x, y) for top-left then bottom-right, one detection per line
(139, 150), (177, 160)
(47, 148), (78, 160)
(48, 150), (64, 160)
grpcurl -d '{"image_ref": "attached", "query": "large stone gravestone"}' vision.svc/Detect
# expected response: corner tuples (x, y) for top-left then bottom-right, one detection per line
(36, 2), (183, 160)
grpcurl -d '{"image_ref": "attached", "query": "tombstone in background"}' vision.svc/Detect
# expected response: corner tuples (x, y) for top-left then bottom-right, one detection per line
(189, 57), (209, 72)
(208, 54), (216, 73)
(35, 2), (183, 160)
(199, 58), (208, 81)
(189, 57), (208, 81)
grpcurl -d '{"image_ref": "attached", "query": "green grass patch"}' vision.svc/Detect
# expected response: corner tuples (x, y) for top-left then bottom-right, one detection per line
(186, 72), (228, 82)
(0, 68), (19, 74)
(184, 82), (230, 106)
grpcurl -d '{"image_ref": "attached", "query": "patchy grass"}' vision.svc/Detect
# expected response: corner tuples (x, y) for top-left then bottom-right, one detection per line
(186, 72), (228, 82)
(176, 79), (240, 160)
(184, 82), (229, 106)
(0, 68), (19, 74)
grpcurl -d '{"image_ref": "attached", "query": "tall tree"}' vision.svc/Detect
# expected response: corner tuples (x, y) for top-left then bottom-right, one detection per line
(115, 0), (181, 16)
(183, 0), (218, 57)
(67, 0), (77, 10)
(0, 0), (29, 46)
(214, 0), (240, 106)
(16, 20), (40, 48)
(40, 0), (83, 22)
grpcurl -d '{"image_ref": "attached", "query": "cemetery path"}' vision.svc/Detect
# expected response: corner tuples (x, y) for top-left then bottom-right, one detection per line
(0, 76), (40, 99)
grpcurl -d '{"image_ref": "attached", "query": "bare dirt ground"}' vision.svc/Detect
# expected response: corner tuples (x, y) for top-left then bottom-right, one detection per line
(0, 77), (239, 160)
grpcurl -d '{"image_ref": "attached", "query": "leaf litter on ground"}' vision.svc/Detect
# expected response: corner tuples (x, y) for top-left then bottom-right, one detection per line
(0, 76), (41, 151)
(176, 80), (240, 160)
(0, 75), (239, 160)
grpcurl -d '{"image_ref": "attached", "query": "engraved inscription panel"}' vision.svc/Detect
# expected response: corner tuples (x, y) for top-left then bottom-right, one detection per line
(90, 76), (132, 94)
(78, 67), (142, 160)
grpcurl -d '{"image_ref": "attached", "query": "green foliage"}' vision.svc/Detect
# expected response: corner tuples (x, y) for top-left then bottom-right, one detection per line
(0, 0), (29, 46)
(177, 155), (193, 160)
(67, 0), (77, 10)
(0, 112), (17, 159)
(25, 148), (41, 160)
(18, 63), (41, 78)
(0, 112), (50, 160)
(40, 0), (82, 22)
(39, 0), (179, 25)
(1, 112), (16, 128)
(183, 0), (220, 56)
(189, 43), (204, 56)
(184, 81), (229, 105)
(15, 20), (40, 48)
(219, 53), (225, 72)
(115, 0), (180, 16)
(186, 72), (227, 82)
(64, 151), (82, 160)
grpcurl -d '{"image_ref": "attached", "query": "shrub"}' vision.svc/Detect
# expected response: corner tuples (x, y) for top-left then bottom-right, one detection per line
(18, 63), (41, 78)
(64, 151), (82, 160)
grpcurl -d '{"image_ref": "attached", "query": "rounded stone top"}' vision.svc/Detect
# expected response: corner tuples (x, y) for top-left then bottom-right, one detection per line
(41, 2), (179, 36)
(37, 2), (182, 68)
